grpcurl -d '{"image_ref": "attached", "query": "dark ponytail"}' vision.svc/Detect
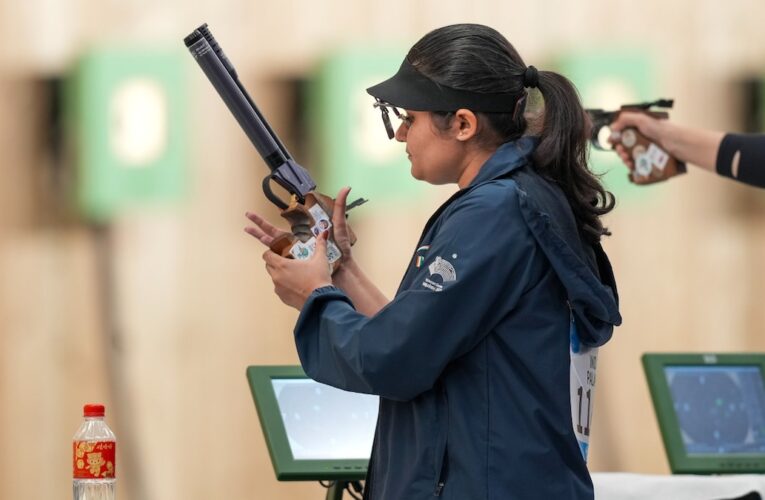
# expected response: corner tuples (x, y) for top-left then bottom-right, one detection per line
(406, 24), (615, 244)
(532, 70), (615, 243)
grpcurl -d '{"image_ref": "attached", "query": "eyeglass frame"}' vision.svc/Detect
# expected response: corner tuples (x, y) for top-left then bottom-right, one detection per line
(372, 98), (411, 139)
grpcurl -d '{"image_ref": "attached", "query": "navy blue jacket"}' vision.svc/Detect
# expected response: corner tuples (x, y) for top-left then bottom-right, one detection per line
(294, 138), (622, 499)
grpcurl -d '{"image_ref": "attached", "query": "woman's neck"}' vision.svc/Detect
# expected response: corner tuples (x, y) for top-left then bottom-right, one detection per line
(457, 148), (495, 188)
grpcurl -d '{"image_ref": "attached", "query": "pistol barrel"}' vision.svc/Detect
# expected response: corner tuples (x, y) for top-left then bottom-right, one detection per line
(185, 31), (286, 170)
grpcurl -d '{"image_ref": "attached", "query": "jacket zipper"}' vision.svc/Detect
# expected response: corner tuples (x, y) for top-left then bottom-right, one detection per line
(433, 384), (449, 496)
(434, 444), (449, 496)
(434, 481), (445, 497)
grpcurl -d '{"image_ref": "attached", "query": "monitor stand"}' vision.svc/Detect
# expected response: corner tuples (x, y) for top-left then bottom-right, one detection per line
(325, 480), (362, 500)
(325, 481), (346, 500)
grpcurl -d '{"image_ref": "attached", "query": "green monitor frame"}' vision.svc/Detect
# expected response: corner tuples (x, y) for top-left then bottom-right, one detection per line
(246, 365), (375, 481)
(642, 353), (765, 474)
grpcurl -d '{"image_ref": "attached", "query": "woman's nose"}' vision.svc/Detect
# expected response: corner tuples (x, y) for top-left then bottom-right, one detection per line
(394, 122), (408, 142)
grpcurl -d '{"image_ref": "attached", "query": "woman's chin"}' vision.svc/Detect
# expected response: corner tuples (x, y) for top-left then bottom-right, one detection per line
(410, 165), (423, 180)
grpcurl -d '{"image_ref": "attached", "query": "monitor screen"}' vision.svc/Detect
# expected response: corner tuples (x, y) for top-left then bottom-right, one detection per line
(643, 354), (765, 474)
(247, 366), (377, 480)
(271, 378), (378, 460)
(664, 365), (765, 456)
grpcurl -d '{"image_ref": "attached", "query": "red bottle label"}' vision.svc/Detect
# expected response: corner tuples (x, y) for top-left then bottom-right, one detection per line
(73, 441), (116, 479)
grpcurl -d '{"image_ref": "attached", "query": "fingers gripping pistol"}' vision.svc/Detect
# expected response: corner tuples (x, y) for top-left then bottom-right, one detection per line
(586, 99), (686, 185)
(184, 24), (366, 271)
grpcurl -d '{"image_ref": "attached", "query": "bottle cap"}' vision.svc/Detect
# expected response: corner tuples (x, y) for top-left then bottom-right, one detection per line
(83, 404), (105, 417)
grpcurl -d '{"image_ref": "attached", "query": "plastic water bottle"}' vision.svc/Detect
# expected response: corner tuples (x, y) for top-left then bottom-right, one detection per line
(73, 404), (116, 500)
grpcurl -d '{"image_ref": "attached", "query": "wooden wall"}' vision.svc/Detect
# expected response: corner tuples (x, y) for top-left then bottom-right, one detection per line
(1, 1), (765, 498)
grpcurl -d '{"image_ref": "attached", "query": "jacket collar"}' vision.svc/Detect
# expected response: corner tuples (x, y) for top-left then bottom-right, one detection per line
(468, 136), (539, 188)
(412, 136), (540, 258)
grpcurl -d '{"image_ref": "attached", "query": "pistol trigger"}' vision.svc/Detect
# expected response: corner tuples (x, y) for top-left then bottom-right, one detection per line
(345, 197), (369, 213)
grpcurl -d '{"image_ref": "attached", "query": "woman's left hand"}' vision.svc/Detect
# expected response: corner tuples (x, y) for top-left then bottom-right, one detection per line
(244, 211), (291, 248)
(262, 231), (333, 310)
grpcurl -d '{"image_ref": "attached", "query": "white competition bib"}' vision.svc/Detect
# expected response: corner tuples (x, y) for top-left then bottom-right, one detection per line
(570, 317), (597, 461)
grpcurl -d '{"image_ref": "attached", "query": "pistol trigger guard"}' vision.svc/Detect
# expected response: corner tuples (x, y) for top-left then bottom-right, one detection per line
(262, 174), (289, 210)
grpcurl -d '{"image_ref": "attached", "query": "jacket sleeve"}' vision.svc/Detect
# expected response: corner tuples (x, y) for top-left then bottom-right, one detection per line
(293, 184), (540, 401)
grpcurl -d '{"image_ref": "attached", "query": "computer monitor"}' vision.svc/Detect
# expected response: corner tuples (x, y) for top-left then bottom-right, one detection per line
(246, 365), (378, 481)
(643, 353), (765, 474)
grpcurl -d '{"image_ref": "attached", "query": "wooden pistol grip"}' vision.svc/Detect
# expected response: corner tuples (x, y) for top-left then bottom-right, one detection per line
(267, 191), (357, 273)
(615, 110), (686, 185)
(269, 233), (297, 258)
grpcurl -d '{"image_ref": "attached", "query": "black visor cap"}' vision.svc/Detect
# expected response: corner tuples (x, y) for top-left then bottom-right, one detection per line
(366, 59), (519, 112)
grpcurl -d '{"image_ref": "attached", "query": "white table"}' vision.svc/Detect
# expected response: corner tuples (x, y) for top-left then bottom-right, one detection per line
(593, 473), (765, 500)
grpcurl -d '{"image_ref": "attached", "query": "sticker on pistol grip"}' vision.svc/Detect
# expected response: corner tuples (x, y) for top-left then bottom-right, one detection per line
(289, 236), (340, 264)
(311, 218), (332, 237)
(309, 204), (332, 229)
(634, 154), (652, 178)
(289, 241), (312, 260)
(646, 143), (669, 171)
(620, 129), (637, 149)
(326, 240), (342, 264)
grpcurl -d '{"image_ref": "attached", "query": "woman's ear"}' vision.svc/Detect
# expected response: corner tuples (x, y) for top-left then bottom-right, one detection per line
(453, 109), (479, 142)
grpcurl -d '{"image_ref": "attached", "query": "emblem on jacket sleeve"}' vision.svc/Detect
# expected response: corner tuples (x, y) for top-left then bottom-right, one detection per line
(414, 245), (430, 268)
(422, 256), (457, 292)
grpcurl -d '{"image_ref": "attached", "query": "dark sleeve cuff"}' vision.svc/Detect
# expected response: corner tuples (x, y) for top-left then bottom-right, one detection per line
(310, 285), (343, 297)
(296, 286), (354, 332)
(716, 133), (736, 178)
(716, 133), (765, 188)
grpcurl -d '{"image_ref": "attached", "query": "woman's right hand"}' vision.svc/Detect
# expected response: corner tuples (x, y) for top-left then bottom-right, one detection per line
(608, 111), (666, 170)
